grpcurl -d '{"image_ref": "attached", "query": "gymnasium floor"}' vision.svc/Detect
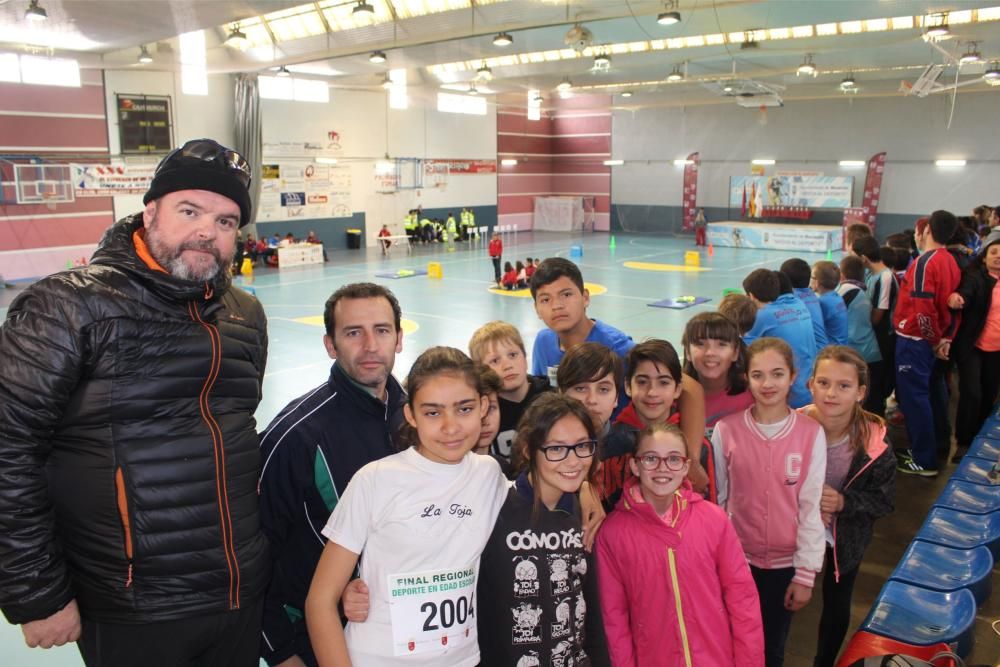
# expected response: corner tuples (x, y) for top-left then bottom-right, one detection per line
(1, 231), (997, 665)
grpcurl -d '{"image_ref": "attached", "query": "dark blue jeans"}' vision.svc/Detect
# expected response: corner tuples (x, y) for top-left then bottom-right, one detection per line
(751, 565), (796, 667)
(895, 336), (938, 469)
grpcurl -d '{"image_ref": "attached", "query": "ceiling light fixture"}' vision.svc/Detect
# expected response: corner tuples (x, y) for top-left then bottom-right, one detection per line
(667, 65), (683, 81)
(493, 32), (513, 47)
(224, 25), (248, 49)
(25, 0), (47, 22)
(353, 1), (375, 18)
(501, 158), (518, 166)
(137, 45), (153, 64)
(477, 63), (492, 80)
(369, 50), (387, 64)
(984, 61), (1000, 82)
(556, 76), (572, 91)
(657, 1), (681, 26)
(276, 65), (291, 77)
(935, 159), (966, 167)
(594, 53), (611, 69)
(621, 90), (633, 97)
(381, 73), (392, 89)
(722, 81), (735, 93)
(840, 73), (856, 89)
(959, 43), (984, 65)
(797, 54), (817, 76)
(924, 13), (949, 39)
(839, 160), (866, 168)
(468, 83), (479, 95)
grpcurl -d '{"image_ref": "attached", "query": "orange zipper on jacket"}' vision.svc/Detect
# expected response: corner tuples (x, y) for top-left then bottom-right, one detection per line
(188, 299), (241, 609)
(114, 467), (134, 588)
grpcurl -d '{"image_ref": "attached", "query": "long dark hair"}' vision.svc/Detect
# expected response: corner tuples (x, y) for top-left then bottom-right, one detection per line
(511, 393), (599, 517)
(810, 346), (884, 455)
(682, 312), (748, 394)
(397, 346), (481, 450)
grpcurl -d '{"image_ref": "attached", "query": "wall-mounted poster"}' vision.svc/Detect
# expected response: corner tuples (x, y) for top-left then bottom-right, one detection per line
(730, 175), (853, 211)
(117, 94), (173, 154)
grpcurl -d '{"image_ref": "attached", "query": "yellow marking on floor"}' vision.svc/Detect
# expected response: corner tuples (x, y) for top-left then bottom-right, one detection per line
(624, 261), (710, 273)
(294, 315), (419, 335)
(488, 282), (608, 298)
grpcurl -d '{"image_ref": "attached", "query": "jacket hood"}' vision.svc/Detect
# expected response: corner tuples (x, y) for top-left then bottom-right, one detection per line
(90, 213), (232, 304)
(616, 476), (701, 543)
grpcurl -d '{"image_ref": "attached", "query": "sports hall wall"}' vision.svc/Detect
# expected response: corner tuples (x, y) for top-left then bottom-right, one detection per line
(258, 90), (497, 249)
(610, 93), (999, 238)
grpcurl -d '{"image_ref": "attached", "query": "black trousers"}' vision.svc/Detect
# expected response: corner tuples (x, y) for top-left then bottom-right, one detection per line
(813, 546), (860, 667)
(862, 360), (887, 417)
(78, 598), (263, 667)
(491, 256), (501, 283)
(751, 565), (795, 667)
(955, 347), (1000, 449)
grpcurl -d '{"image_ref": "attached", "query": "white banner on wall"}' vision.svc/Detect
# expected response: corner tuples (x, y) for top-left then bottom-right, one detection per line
(257, 160), (352, 221)
(71, 163), (155, 197)
(730, 175), (853, 209)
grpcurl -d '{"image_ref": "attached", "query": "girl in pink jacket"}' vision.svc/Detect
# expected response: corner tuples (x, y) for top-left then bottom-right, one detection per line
(596, 423), (764, 667)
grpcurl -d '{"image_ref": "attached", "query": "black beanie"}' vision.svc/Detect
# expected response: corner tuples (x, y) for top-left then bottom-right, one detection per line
(143, 144), (253, 227)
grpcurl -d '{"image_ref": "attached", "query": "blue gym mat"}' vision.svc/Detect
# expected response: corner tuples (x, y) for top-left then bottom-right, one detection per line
(648, 296), (711, 309)
(374, 269), (429, 279)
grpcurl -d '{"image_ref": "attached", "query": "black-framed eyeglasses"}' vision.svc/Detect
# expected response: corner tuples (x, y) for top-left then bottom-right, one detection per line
(156, 139), (251, 189)
(540, 440), (597, 462)
(635, 453), (689, 471)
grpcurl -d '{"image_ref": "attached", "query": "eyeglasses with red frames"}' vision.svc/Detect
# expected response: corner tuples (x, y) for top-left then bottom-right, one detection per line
(540, 440), (598, 462)
(635, 453), (689, 471)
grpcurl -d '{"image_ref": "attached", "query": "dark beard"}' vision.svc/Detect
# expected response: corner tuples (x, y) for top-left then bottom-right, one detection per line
(146, 220), (233, 282)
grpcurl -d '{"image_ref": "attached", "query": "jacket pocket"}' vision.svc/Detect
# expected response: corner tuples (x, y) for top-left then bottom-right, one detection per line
(114, 467), (134, 587)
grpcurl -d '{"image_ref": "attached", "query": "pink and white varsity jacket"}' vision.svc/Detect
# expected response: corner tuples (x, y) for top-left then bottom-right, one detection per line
(711, 408), (826, 587)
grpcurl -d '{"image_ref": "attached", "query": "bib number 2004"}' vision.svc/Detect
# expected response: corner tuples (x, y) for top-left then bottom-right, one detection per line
(388, 566), (477, 656)
(421, 593), (474, 631)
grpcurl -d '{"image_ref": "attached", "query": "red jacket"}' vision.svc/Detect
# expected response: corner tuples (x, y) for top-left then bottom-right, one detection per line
(488, 237), (502, 258)
(893, 247), (961, 345)
(501, 269), (517, 287)
(597, 478), (764, 667)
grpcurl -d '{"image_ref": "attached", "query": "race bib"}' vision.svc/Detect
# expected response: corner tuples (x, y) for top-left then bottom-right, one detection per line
(387, 566), (477, 656)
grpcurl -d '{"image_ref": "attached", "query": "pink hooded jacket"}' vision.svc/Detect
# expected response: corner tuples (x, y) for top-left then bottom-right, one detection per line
(596, 478), (764, 667)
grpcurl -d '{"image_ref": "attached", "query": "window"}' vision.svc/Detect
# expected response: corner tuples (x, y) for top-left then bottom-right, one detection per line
(180, 31), (207, 95)
(437, 92), (486, 115)
(259, 75), (329, 103)
(19, 55), (80, 87)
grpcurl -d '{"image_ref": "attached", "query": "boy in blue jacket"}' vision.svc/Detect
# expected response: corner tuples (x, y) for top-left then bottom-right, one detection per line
(812, 260), (849, 345)
(742, 269), (817, 408)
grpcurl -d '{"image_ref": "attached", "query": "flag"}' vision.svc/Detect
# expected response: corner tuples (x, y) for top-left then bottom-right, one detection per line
(749, 182), (757, 217)
(741, 184), (747, 217)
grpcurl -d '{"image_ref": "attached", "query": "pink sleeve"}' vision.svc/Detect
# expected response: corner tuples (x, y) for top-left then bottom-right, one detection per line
(716, 516), (764, 666)
(596, 531), (638, 667)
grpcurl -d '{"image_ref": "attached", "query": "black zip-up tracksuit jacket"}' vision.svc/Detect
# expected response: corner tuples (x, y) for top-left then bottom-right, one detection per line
(258, 362), (406, 665)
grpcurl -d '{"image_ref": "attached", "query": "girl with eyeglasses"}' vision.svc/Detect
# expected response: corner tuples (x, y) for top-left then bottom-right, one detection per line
(476, 393), (610, 666)
(596, 423), (763, 666)
(712, 338), (826, 667)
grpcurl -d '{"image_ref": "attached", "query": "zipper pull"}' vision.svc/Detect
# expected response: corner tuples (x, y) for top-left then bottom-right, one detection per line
(204, 283), (214, 300)
(125, 563), (133, 588)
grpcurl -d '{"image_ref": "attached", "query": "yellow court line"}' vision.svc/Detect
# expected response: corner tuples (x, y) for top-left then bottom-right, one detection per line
(487, 281), (608, 298)
(624, 261), (710, 273)
(293, 315), (419, 335)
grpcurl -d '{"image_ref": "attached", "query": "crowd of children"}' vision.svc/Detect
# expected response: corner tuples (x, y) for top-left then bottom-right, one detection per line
(294, 206), (1000, 667)
(298, 205), (1000, 667)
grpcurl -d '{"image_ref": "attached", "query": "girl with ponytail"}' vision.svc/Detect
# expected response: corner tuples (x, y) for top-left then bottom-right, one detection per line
(800, 346), (896, 667)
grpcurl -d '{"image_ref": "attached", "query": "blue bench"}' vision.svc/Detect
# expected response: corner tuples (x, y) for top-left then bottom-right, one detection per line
(916, 506), (1000, 559)
(951, 455), (998, 486)
(967, 436), (1000, 461)
(888, 541), (993, 605)
(933, 479), (1000, 515)
(860, 581), (977, 658)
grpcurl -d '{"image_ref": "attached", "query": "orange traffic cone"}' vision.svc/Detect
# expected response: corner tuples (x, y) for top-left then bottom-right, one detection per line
(708, 243), (714, 257)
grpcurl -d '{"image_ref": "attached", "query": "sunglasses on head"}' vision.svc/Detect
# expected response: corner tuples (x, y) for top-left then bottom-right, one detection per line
(156, 140), (251, 189)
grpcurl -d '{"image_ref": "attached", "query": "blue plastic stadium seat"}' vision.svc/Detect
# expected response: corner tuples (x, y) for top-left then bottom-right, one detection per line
(860, 581), (977, 658)
(967, 436), (1000, 461)
(934, 479), (1000, 515)
(889, 541), (993, 605)
(951, 455), (998, 486)
(916, 506), (1000, 559)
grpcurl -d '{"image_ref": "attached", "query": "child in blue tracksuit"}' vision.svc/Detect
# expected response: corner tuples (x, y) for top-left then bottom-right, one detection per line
(742, 269), (817, 409)
(780, 258), (830, 353)
(812, 261), (849, 346)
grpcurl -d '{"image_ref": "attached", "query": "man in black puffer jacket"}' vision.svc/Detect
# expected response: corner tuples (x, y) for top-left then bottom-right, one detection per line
(0, 139), (269, 666)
